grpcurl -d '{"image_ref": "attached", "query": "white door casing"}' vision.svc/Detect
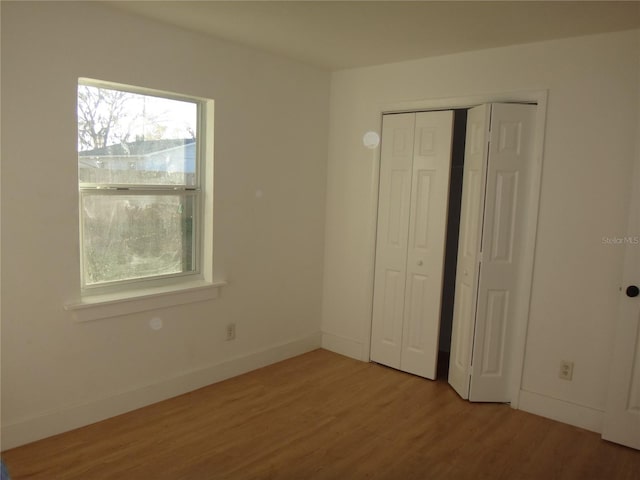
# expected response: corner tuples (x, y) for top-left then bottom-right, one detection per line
(602, 116), (640, 449)
(448, 104), (490, 399)
(371, 110), (454, 379)
(449, 103), (536, 402)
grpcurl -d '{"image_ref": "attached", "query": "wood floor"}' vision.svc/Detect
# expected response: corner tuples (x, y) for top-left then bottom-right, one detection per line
(2, 349), (639, 479)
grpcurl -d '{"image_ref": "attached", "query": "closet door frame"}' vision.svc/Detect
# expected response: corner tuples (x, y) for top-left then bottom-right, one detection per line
(364, 90), (548, 409)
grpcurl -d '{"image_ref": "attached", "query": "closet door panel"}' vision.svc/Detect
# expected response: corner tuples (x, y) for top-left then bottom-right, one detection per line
(448, 104), (490, 398)
(469, 104), (536, 402)
(401, 110), (453, 379)
(371, 113), (416, 369)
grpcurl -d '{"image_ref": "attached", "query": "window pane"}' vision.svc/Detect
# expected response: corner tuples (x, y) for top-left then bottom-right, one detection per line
(78, 84), (198, 186)
(81, 194), (196, 286)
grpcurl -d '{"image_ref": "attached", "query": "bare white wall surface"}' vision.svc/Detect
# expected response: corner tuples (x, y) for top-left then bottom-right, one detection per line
(1, 1), (329, 448)
(321, 29), (639, 431)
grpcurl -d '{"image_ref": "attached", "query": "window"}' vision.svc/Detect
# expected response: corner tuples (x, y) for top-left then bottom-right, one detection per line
(77, 79), (209, 294)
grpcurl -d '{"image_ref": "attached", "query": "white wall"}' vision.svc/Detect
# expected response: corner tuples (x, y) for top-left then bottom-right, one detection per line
(321, 30), (639, 431)
(1, 2), (329, 448)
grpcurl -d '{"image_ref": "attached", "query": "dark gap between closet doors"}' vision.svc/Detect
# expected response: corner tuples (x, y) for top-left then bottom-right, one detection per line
(437, 108), (467, 380)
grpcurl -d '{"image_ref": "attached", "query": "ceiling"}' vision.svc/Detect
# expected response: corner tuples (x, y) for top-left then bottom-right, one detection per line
(108, 1), (640, 71)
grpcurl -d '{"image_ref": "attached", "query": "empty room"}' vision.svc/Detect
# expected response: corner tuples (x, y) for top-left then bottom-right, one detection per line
(1, 1), (640, 478)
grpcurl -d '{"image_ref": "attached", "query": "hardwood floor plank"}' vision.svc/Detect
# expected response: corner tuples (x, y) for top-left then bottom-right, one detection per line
(2, 349), (639, 479)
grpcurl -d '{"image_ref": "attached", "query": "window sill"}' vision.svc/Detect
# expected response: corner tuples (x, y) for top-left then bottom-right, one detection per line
(64, 280), (227, 322)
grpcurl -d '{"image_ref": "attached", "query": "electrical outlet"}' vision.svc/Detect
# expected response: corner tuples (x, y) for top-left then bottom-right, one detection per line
(226, 323), (236, 341)
(559, 360), (574, 380)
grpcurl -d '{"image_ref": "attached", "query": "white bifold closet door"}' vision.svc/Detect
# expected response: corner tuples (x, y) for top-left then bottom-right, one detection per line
(449, 103), (536, 402)
(371, 110), (453, 380)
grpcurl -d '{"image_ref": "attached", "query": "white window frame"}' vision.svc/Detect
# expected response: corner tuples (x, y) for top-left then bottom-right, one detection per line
(66, 78), (222, 321)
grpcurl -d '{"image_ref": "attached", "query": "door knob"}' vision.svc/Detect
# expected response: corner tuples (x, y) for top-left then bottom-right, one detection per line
(417, 260), (423, 266)
(626, 285), (639, 298)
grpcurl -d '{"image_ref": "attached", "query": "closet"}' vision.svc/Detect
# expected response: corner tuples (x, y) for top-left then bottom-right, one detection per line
(371, 103), (537, 403)
(448, 103), (536, 402)
(370, 110), (454, 380)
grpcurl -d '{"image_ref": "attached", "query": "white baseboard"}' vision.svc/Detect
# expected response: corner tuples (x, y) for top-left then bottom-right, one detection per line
(1, 332), (321, 450)
(518, 389), (604, 434)
(321, 332), (365, 361)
